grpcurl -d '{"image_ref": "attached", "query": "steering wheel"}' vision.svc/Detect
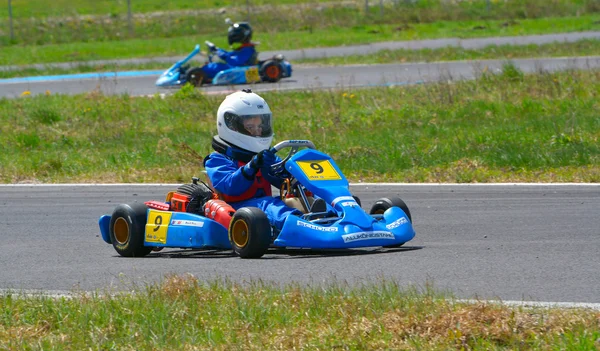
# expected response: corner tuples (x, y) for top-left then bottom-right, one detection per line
(269, 140), (316, 176)
(204, 40), (220, 63)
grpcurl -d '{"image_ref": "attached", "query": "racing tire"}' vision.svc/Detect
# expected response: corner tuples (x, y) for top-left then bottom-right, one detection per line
(352, 195), (362, 208)
(185, 67), (206, 87)
(259, 60), (283, 83)
(369, 196), (412, 223)
(228, 207), (271, 259)
(109, 203), (152, 257)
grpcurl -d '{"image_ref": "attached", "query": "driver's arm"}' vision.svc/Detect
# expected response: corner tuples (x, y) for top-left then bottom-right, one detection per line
(216, 48), (231, 61)
(222, 46), (255, 67)
(205, 153), (254, 196)
(261, 154), (285, 188)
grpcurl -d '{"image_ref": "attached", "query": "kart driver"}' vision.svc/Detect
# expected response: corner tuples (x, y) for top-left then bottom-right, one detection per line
(201, 21), (258, 81)
(203, 89), (326, 232)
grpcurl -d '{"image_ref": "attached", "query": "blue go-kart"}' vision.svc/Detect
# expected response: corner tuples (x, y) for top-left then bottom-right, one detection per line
(155, 41), (292, 88)
(98, 140), (415, 259)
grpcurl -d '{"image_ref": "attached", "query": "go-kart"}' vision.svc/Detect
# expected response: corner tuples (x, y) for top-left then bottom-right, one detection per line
(155, 41), (292, 87)
(98, 140), (415, 259)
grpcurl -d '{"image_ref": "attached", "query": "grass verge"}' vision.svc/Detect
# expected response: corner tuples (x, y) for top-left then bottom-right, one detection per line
(0, 66), (598, 184)
(1, 274), (599, 350)
(0, 2), (599, 65)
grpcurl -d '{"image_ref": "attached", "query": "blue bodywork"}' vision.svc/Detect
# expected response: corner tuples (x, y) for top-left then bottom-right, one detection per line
(99, 210), (230, 249)
(273, 147), (414, 248)
(99, 140), (415, 253)
(155, 43), (292, 87)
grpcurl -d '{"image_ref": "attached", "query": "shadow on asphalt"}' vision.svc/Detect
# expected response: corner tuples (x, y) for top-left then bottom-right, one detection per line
(139, 245), (423, 260)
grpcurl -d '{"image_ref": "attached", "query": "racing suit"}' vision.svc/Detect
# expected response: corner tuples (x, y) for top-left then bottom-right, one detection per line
(202, 43), (257, 79)
(204, 145), (301, 231)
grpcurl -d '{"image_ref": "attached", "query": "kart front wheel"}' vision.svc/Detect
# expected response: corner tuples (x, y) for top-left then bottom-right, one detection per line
(185, 67), (206, 87)
(229, 207), (271, 259)
(259, 61), (282, 82)
(370, 196), (412, 223)
(109, 203), (152, 257)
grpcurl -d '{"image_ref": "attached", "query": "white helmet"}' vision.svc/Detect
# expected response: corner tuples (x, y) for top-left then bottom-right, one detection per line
(216, 90), (273, 153)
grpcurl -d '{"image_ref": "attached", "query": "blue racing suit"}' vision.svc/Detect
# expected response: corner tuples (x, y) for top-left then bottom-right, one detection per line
(202, 44), (257, 79)
(204, 149), (302, 231)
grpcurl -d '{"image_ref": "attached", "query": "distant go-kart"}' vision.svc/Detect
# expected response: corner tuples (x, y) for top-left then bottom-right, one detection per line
(98, 140), (415, 259)
(155, 41), (292, 87)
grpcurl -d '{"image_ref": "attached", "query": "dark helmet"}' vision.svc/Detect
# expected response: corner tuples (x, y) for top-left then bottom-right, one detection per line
(228, 22), (253, 45)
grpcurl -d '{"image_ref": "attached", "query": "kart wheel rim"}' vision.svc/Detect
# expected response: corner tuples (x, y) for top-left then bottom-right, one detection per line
(114, 217), (129, 245)
(373, 209), (385, 215)
(265, 66), (280, 79)
(231, 220), (249, 247)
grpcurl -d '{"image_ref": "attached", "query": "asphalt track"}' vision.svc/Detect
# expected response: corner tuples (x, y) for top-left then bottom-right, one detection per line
(1, 33), (599, 306)
(0, 184), (599, 304)
(1, 31), (600, 98)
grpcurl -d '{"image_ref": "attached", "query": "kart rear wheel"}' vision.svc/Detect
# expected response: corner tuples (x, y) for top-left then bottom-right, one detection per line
(370, 196), (412, 223)
(185, 67), (206, 87)
(109, 203), (152, 257)
(259, 61), (282, 82)
(229, 207), (271, 259)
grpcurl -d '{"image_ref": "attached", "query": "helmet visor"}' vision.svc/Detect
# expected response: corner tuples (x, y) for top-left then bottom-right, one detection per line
(224, 112), (272, 138)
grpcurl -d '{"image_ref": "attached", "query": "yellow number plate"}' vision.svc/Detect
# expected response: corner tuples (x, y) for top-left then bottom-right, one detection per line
(245, 67), (260, 83)
(146, 210), (172, 244)
(297, 160), (341, 181)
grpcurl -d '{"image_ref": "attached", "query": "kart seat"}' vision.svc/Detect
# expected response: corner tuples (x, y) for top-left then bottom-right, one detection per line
(250, 51), (259, 65)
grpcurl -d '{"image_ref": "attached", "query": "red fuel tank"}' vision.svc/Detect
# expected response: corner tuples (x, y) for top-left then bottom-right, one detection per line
(203, 199), (235, 229)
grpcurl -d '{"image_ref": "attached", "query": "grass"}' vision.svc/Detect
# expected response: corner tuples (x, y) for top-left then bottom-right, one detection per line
(1, 16), (599, 65)
(1, 0), (599, 64)
(1, 274), (599, 350)
(1, 67), (599, 184)
(0, 0), (337, 18)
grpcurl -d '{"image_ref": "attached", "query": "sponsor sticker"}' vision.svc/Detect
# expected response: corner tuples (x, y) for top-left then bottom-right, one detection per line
(342, 231), (395, 243)
(386, 217), (408, 230)
(171, 220), (205, 227)
(340, 201), (358, 207)
(297, 220), (338, 232)
(332, 196), (355, 207)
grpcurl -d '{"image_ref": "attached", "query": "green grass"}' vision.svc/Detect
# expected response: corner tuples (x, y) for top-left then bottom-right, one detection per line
(1, 275), (599, 350)
(1, 67), (598, 184)
(1, 15), (599, 66)
(1, 0), (599, 64)
(0, 0), (337, 18)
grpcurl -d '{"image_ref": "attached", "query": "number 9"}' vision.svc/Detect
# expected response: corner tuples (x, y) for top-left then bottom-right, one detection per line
(154, 215), (162, 232)
(310, 163), (324, 174)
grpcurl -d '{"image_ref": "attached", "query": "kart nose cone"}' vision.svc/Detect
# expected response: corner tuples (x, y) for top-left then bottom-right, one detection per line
(156, 75), (170, 87)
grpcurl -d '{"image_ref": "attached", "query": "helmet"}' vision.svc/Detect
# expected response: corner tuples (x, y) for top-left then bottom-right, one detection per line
(217, 89), (273, 153)
(228, 22), (253, 45)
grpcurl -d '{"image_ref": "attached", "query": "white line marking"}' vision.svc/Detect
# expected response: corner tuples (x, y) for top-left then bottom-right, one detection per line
(456, 299), (600, 311)
(2, 289), (599, 310)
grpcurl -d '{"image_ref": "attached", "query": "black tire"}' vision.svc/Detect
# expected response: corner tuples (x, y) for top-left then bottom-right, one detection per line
(369, 196), (412, 223)
(109, 203), (152, 257)
(185, 67), (206, 87)
(176, 183), (198, 196)
(228, 207), (271, 259)
(352, 195), (362, 208)
(259, 60), (283, 83)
